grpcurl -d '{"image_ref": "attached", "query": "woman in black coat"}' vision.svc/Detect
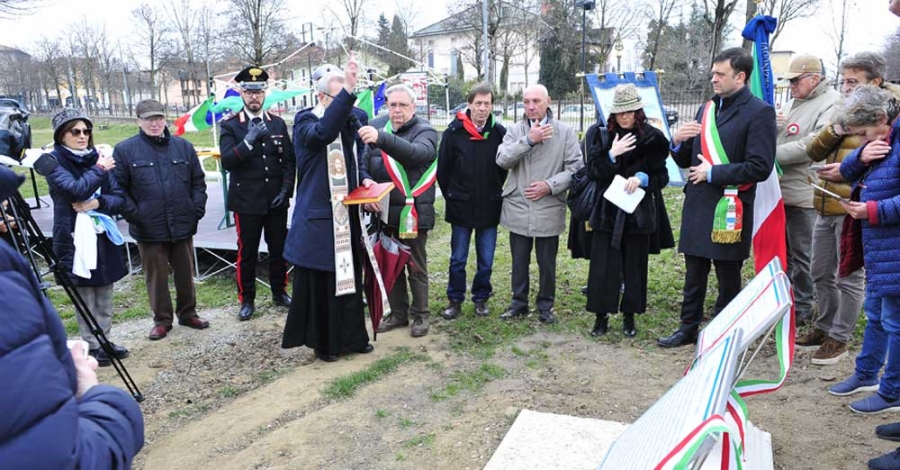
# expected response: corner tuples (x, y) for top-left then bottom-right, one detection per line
(34, 108), (129, 366)
(585, 84), (671, 337)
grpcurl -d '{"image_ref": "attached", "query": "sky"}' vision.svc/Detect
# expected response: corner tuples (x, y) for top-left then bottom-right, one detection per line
(2, 0), (897, 77)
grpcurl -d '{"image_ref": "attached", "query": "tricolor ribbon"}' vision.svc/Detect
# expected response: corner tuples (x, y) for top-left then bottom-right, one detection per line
(380, 120), (438, 239)
(700, 101), (750, 244)
(655, 415), (744, 470)
(457, 110), (492, 140)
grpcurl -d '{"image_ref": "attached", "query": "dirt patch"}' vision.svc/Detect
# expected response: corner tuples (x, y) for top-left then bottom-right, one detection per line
(95, 310), (893, 470)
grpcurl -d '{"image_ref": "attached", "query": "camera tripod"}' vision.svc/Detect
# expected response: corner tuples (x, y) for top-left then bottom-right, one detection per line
(1, 189), (143, 402)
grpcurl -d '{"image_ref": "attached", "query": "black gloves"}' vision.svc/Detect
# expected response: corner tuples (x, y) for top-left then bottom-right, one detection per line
(270, 188), (288, 210)
(245, 119), (269, 144)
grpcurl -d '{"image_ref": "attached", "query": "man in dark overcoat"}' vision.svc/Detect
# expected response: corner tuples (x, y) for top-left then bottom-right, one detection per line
(657, 47), (777, 348)
(220, 66), (296, 321)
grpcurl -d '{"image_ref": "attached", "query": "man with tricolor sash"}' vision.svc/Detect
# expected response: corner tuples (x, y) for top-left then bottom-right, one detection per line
(658, 47), (777, 348)
(359, 84), (438, 338)
(281, 57), (374, 363)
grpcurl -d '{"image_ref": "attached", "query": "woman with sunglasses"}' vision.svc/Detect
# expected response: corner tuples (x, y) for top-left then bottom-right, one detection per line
(33, 108), (130, 367)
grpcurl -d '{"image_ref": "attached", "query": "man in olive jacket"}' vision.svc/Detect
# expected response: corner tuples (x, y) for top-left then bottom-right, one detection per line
(359, 84), (438, 337)
(496, 84), (583, 324)
(658, 48), (777, 348)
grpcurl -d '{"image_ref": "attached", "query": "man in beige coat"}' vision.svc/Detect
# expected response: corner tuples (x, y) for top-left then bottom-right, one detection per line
(496, 84), (582, 324)
(776, 54), (840, 326)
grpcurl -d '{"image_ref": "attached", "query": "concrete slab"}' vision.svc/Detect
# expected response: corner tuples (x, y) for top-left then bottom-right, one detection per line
(485, 409), (773, 470)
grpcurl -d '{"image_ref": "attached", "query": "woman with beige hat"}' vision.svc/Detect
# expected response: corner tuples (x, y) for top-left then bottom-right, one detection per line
(585, 83), (673, 338)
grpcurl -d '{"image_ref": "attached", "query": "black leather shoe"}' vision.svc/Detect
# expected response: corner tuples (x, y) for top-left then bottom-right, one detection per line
(109, 342), (129, 359)
(475, 300), (489, 317)
(238, 302), (255, 321)
(623, 313), (637, 338)
(538, 309), (557, 324)
(316, 350), (339, 362)
(272, 293), (292, 308)
(590, 313), (608, 337)
(441, 301), (461, 320)
(581, 285), (589, 296)
(89, 347), (112, 367)
(500, 307), (529, 320)
(657, 330), (698, 348)
(358, 343), (374, 354)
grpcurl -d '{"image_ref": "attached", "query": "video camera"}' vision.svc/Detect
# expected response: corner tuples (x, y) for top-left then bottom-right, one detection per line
(0, 100), (31, 161)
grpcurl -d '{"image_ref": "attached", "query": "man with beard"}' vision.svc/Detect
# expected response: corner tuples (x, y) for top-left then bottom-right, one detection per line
(220, 66), (295, 321)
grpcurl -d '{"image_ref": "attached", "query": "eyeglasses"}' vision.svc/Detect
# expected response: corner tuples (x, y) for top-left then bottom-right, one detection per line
(68, 128), (92, 137)
(243, 90), (265, 96)
(788, 73), (815, 85)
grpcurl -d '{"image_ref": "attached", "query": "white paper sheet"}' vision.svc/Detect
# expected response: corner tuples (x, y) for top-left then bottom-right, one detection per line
(602, 174), (646, 214)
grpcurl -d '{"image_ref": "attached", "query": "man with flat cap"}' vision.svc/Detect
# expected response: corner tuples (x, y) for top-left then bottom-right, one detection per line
(220, 66), (295, 321)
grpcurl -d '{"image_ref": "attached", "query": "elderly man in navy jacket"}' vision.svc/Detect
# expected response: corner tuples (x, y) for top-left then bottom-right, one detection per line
(0, 166), (144, 469)
(281, 56), (374, 363)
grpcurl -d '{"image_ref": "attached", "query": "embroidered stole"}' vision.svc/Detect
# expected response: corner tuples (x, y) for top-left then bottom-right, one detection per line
(316, 106), (391, 312)
(380, 120), (438, 239)
(699, 100), (750, 244)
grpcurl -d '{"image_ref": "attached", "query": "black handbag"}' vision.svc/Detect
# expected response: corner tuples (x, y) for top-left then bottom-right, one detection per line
(567, 167), (597, 221)
(567, 125), (609, 221)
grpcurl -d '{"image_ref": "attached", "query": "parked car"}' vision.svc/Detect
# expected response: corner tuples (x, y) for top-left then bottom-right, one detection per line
(449, 103), (467, 115)
(663, 104), (679, 127)
(505, 102), (525, 117)
(558, 104), (597, 119)
(415, 104), (440, 116)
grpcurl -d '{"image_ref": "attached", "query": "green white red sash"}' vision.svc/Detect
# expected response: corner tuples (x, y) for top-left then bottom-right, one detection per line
(700, 100), (749, 244)
(655, 414), (744, 470)
(380, 120), (438, 239)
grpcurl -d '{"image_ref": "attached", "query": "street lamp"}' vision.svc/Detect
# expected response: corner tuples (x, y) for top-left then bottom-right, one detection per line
(615, 39), (624, 73)
(575, 0), (595, 134)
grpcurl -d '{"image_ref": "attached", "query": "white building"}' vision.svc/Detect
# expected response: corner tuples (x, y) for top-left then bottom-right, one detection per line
(410, 3), (542, 95)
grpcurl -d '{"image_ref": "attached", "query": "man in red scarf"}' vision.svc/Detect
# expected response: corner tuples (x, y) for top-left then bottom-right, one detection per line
(436, 82), (508, 320)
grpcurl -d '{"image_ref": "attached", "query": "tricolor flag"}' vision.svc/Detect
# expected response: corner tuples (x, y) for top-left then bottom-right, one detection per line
(173, 97), (213, 136)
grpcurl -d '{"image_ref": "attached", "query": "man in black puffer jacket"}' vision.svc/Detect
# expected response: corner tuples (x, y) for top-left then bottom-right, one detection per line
(113, 99), (210, 341)
(359, 84), (438, 338)
(436, 82), (507, 320)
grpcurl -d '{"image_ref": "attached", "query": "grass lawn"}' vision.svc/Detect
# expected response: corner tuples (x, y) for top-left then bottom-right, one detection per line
(13, 114), (862, 349)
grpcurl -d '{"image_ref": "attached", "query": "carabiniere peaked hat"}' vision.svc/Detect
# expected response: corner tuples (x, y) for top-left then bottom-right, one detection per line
(235, 66), (269, 91)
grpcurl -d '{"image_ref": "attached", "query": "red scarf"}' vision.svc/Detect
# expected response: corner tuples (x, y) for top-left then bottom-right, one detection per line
(457, 110), (491, 141)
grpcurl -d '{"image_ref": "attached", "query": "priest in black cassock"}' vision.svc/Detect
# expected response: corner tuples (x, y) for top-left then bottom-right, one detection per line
(281, 56), (373, 362)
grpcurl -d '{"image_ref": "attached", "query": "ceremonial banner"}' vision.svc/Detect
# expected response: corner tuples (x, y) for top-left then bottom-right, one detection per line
(585, 72), (684, 186)
(326, 138), (356, 296)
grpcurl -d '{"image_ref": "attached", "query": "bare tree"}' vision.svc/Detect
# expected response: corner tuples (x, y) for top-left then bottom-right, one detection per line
(0, 0), (37, 18)
(593, 0), (645, 68)
(34, 36), (66, 108)
(71, 17), (102, 112)
(328, 0), (368, 51)
(225, 0), (291, 65)
(702, 0), (740, 62)
(742, 0), (820, 49)
(394, 0), (421, 37)
(645, 0), (680, 70)
(829, 0), (853, 83)
(132, 3), (169, 100)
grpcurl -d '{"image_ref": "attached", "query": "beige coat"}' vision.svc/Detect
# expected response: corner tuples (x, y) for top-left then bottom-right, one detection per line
(776, 79), (840, 208)
(496, 114), (583, 238)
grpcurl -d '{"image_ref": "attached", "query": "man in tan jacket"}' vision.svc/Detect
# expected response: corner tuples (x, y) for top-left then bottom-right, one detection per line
(776, 54), (839, 327)
(801, 52), (900, 365)
(496, 84), (582, 324)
